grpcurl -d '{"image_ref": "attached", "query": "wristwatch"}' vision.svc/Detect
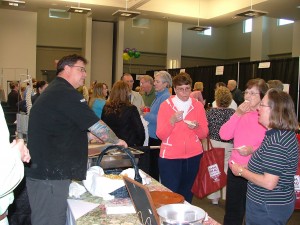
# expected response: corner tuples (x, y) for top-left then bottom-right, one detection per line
(238, 168), (243, 176)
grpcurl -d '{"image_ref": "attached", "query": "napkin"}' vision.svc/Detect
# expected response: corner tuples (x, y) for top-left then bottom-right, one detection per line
(82, 166), (151, 200)
(69, 182), (87, 198)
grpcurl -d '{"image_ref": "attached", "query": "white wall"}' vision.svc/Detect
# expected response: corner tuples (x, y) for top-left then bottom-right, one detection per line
(37, 9), (83, 48)
(0, 9), (37, 98)
(124, 19), (168, 54)
(226, 21), (251, 59)
(182, 24), (227, 59)
(91, 21), (114, 87)
(269, 18), (293, 56)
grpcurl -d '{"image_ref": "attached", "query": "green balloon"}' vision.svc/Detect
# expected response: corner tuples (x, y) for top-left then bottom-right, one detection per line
(134, 51), (141, 58)
(128, 50), (134, 57)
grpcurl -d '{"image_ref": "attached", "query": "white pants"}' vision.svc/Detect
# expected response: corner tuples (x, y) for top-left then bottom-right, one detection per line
(206, 139), (233, 201)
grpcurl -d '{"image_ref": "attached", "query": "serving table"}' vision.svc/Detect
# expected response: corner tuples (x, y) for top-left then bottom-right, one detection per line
(67, 177), (221, 225)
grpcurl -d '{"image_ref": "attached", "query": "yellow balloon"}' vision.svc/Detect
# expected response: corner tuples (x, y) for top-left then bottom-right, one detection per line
(123, 53), (130, 61)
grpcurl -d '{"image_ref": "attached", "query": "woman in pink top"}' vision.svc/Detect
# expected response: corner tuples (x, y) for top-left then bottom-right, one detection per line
(156, 73), (208, 203)
(220, 78), (268, 225)
(190, 81), (205, 105)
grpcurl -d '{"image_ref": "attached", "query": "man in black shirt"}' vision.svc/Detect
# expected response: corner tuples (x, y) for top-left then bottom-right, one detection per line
(7, 81), (21, 111)
(26, 54), (127, 225)
(227, 79), (244, 106)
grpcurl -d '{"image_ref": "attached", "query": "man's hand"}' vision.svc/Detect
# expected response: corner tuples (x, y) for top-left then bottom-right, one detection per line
(116, 139), (128, 148)
(11, 139), (31, 163)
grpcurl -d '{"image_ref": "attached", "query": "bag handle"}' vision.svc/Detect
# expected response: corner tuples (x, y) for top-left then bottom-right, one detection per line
(96, 145), (143, 183)
(202, 137), (214, 151)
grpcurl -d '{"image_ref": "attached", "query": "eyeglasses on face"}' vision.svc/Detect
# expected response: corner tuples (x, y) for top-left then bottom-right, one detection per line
(243, 91), (259, 96)
(70, 65), (86, 73)
(176, 87), (191, 92)
(259, 102), (270, 107)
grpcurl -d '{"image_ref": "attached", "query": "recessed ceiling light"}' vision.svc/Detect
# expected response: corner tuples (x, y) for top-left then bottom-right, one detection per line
(67, 6), (91, 14)
(187, 26), (209, 32)
(112, 10), (140, 18)
(236, 9), (268, 18)
(1, 0), (25, 7)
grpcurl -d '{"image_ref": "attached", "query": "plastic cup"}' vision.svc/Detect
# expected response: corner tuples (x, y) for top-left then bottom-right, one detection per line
(143, 107), (150, 112)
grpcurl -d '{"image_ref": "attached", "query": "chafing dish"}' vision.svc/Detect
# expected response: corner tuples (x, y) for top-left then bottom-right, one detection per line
(87, 144), (144, 169)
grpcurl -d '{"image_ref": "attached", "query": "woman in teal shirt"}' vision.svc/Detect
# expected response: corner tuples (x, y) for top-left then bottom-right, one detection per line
(89, 82), (108, 118)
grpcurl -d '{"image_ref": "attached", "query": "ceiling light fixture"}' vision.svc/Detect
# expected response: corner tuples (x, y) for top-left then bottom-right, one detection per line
(235, 0), (268, 18)
(67, 1), (91, 14)
(188, 0), (209, 31)
(1, 0), (25, 7)
(112, 0), (140, 19)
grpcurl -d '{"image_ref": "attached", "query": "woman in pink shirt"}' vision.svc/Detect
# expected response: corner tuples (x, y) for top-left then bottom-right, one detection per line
(156, 73), (208, 203)
(220, 78), (268, 225)
(190, 81), (205, 105)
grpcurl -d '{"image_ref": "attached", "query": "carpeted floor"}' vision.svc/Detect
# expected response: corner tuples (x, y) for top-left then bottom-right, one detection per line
(192, 196), (300, 225)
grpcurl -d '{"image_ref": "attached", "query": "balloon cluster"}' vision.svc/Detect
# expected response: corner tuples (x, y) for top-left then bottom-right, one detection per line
(123, 48), (141, 61)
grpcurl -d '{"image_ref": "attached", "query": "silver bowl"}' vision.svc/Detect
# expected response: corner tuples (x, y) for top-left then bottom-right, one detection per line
(157, 204), (206, 225)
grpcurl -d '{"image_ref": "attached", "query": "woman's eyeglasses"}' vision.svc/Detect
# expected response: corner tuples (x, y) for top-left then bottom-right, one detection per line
(243, 91), (259, 96)
(259, 102), (270, 108)
(176, 87), (191, 92)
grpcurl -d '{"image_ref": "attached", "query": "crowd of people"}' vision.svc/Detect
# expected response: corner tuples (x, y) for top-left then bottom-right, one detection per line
(1, 53), (299, 225)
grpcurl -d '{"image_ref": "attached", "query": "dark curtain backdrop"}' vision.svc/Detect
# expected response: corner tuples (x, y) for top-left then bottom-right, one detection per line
(146, 57), (299, 120)
(238, 62), (256, 90)
(237, 58), (299, 119)
(254, 58), (299, 120)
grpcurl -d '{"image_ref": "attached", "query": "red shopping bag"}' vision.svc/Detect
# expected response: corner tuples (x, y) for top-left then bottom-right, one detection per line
(192, 138), (227, 199)
(294, 134), (300, 209)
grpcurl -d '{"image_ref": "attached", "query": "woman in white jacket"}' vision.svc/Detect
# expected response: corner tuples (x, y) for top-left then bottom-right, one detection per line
(0, 105), (30, 225)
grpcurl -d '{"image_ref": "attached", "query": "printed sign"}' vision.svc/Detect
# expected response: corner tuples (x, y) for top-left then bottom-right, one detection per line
(208, 164), (221, 182)
(215, 66), (224, 75)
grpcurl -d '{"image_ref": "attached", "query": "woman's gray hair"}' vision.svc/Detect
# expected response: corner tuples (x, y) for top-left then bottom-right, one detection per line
(154, 71), (172, 88)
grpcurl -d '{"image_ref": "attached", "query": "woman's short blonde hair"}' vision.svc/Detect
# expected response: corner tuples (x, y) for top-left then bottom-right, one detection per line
(215, 86), (232, 108)
(193, 82), (203, 91)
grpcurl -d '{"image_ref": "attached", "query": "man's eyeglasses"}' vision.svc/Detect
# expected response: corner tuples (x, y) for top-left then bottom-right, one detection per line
(259, 102), (270, 108)
(176, 87), (191, 92)
(243, 91), (259, 96)
(70, 65), (86, 73)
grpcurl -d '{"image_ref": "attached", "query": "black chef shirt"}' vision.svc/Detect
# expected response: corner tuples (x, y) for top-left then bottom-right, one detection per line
(26, 77), (99, 180)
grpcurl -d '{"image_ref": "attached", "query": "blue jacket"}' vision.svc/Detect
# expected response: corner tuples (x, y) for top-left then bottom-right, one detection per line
(144, 88), (170, 139)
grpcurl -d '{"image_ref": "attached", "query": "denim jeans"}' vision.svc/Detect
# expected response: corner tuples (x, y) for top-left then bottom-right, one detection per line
(246, 197), (295, 225)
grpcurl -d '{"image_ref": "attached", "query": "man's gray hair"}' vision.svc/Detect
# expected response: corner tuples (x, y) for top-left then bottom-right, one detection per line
(140, 75), (154, 85)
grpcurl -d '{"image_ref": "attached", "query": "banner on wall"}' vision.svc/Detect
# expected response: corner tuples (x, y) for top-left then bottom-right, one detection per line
(283, 84), (290, 93)
(215, 66), (224, 75)
(136, 75), (143, 80)
(258, 62), (271, 68)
